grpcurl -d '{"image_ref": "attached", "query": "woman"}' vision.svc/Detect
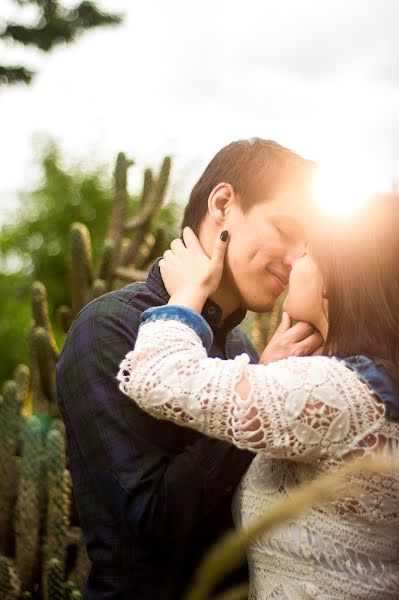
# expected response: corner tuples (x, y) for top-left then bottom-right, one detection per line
(117, 195), (399, 599)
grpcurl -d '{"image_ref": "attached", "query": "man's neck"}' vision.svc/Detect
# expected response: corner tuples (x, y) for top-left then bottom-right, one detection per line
(209, 277), (242, 324)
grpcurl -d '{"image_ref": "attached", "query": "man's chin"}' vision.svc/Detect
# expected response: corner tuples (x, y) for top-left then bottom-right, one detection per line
(245, 298), (276, 313)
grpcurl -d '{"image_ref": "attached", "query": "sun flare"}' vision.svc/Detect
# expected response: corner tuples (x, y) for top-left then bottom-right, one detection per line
(313, 161), (380, 218)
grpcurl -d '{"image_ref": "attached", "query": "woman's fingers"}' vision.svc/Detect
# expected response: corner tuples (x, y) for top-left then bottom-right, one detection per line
(170, 238), (186, 255)
(182, 226), (205, 255)
(163, 248), (175, 263)
(210, 229), (229, 270)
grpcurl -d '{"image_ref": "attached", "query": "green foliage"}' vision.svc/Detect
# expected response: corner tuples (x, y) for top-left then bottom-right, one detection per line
(0, 1), (123, 85)
(0, 143), (182, 382)
(0, 146), (111, 382)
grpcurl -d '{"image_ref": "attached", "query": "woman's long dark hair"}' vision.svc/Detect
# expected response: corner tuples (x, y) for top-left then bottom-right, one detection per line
(313, 194), (399, 382)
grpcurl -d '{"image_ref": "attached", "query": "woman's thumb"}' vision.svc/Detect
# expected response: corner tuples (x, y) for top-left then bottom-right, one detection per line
(211, 230), (229, 269)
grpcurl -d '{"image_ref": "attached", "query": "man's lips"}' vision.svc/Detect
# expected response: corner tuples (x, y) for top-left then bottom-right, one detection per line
(266, 268), (289, 288)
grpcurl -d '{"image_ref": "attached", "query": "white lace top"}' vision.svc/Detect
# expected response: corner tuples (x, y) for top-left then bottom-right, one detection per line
(117, 319), (399, 599)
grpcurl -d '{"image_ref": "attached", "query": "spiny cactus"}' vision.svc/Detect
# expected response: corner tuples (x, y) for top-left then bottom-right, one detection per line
(56, 153), (174, 334)
(13, 364), (30, 415)
(31, 282), (59, 361)
(47, 558), (63, 600)
(29, 282), (59, 418)
(0, 381), (22, 553)
(0, 555), (20, 600)
(120, 156), (171, 267)
(43, 430), (70, 582)
(105, 152), (134, 271)
(64, 580), (81, 600)
(70, 222), (94, 316)
(14, 415), (44, 591)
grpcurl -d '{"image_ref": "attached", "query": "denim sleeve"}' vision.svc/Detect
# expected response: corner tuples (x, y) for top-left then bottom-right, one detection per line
(141, 305), (214, 353)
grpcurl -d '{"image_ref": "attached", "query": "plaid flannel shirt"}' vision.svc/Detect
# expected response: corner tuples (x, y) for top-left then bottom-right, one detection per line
(56, 259), (258, 600)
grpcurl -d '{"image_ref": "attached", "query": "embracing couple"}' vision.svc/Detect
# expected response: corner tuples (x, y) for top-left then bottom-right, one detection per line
(56, 139), (399, 600)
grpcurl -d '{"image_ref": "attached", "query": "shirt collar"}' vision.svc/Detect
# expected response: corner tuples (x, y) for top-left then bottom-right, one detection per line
(146, 259), (247, 335)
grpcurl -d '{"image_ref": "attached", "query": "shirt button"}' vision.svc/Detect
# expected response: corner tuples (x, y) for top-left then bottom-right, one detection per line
(226, 485), (233, 493)
(207, 305), (216, 315)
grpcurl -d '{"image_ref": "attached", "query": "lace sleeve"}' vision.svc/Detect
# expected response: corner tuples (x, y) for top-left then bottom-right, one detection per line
(117, 319), (385, 461)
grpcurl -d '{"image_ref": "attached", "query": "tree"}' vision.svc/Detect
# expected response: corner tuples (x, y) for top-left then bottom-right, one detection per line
(0, 0), (123, 85)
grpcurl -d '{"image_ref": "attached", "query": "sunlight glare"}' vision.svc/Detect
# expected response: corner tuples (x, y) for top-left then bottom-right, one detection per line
(313, 163), (375, 217)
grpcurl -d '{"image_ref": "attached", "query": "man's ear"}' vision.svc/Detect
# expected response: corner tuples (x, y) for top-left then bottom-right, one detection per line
(207, 183), (236, 226)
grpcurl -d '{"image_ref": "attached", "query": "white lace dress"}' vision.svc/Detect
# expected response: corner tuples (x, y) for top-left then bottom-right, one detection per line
(117, 319), (399, 599)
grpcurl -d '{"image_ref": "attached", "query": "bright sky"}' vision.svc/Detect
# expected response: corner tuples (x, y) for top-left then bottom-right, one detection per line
(1, 0), (399, 223)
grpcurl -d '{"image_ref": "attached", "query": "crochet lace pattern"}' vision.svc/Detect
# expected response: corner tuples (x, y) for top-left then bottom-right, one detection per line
(117, 320), (399, 599)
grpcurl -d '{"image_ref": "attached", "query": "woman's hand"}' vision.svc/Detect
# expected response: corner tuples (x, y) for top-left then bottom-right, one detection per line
(160, 226), (228, 313)
(259, 312), (325, 364)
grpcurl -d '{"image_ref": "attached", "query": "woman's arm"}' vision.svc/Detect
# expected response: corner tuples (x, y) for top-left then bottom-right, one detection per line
(117, 307), (385, 462)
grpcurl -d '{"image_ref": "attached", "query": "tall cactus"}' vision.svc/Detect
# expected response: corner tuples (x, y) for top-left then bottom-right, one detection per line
(14, 415), (44, 591)
(0, 381), (22, 553)
(70, 223), (94, 316)
(0, 556), (20, 600)
(120, 156), (171, 267)
(47, 558), (64, 600)
(105, 152), (134, 272)
(42, 430), (70, 599)
(31, 282), (59, 361)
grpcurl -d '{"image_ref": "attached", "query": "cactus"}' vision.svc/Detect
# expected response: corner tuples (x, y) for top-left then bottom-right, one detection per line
(14, 415), (44, 591)
(30, 327), (58, 408)
(47, 558), (64, 600)
(43, 430), (70, 567)
(0, 556), (20, 600)
(105, 152), (134, 270)
(70, 223), (94, 316)
(90, 278), (107, 300)
(96, 239), (115, 285)
(13, 364), (30, 415)
(31, 282), (59, 361)
(58, 305), (73, 335)
(0, 382), (22, 553)
(121, 156), (171, 267)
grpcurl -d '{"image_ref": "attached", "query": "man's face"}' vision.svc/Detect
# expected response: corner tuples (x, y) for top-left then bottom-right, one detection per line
(223, 186), (312, 312)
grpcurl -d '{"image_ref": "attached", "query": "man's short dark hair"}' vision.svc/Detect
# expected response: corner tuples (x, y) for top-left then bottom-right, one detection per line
(181, 138), (316, 234)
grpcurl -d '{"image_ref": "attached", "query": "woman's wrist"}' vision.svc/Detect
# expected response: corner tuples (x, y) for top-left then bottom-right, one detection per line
(168, 288), (208, 314)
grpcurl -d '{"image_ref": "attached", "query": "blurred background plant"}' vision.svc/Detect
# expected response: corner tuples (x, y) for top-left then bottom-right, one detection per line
(0, 143), (181, 383)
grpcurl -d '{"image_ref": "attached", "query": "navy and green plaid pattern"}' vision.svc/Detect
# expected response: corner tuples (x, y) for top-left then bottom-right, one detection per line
(56, 260), (258, 599)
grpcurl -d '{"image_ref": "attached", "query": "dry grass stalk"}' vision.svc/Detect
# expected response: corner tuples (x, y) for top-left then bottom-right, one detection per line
(184, 455), (397, 600)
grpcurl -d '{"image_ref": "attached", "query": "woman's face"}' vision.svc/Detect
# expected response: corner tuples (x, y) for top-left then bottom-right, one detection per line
(283, 246), (328, 333)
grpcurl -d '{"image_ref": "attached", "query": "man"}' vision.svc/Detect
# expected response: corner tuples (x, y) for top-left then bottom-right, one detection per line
(56, 138), (322, 599)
